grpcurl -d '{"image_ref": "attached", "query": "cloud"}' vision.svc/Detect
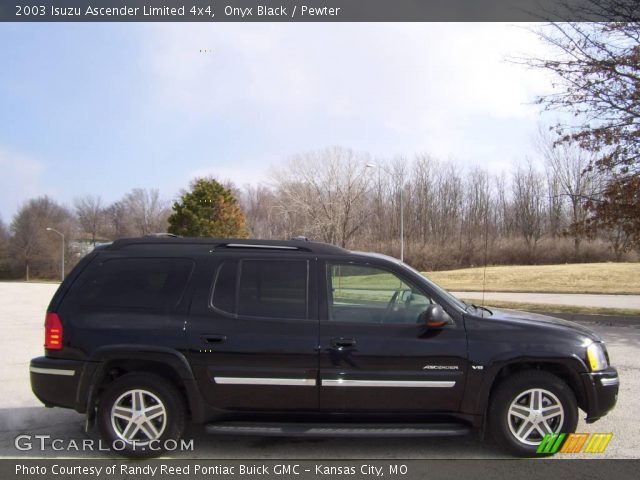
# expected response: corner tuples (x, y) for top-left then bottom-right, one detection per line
(141, 24), (552, 117)
(186, 161), (272, 190)
(136, 23), (555, 163)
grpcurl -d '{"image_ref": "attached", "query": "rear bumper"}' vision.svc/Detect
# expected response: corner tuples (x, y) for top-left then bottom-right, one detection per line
(30, 356), (83, 409)
(581, 366), (619, 423)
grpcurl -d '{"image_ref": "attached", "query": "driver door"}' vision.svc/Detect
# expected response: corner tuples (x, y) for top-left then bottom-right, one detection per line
(318, 261), (468, 412)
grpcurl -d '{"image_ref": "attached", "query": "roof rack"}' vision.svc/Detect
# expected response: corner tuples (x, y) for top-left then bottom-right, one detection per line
(142, 233), (179, 238)
(222, 243), (300, 250)
(107, 236), (348, 255)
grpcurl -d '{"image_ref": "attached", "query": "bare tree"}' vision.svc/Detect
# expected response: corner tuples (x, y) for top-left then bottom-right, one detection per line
(460, 167), (493, 265)
(103, 189), (171, 238)
(494, 172), (516, 238)
(431, 162), (463, 246)
(74, 195), (105, 245)
(512, 161), (546, 259)
(104, 201), (134, 239)
(0, 217), (8, 252)
(9, 197), (73, 280)
(123, 188), (170, 235)
(272, 147), (373, 247)
(0, 217), (10, 276)
(545, 165), (565, 239)
(240, 185), (288, 239)
(537, 127), (603, 256)
(411, 155), (436, 245)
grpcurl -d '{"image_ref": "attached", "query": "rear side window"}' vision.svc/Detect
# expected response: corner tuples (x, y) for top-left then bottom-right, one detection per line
(74, 257), (194, 310)
(211, 260), (238, 314)
(210, 259), (308, 320)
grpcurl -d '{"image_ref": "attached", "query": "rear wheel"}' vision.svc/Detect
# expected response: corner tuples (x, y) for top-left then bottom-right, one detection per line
(97, 373), (186, 457)
(489, 370), (578, 457)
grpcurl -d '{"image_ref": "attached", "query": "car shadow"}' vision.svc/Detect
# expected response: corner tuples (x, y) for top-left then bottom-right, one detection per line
(0, 406), (508, 459)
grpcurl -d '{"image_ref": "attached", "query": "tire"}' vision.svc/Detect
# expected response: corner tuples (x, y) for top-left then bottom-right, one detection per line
(488, 370), (578, 457)
(97, 373), (186, 458)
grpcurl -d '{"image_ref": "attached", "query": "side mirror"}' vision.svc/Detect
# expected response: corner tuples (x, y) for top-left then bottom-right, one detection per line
(421, 304), (452, 328)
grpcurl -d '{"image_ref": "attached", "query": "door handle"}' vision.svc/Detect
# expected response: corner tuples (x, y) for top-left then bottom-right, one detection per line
(202, 334), (227, 343)
(330, 337), (357, 349)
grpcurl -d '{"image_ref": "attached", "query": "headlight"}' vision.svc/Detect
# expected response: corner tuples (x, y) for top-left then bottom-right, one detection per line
(587, 342), (609, 371)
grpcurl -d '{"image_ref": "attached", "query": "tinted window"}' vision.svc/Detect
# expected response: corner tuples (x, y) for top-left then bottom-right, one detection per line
(327, 263), (432, 324)
(75, 258), (193, 310)
(211, 260), (238, 314)
(238, 260), (307, 319)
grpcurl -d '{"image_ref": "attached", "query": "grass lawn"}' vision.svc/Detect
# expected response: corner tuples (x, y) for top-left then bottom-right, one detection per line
(460, 298), (640, 317)
(424, 263), (640, 295)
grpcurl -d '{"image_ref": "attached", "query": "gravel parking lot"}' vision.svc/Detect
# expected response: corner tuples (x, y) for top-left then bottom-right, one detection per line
(1, 282), (638, 459)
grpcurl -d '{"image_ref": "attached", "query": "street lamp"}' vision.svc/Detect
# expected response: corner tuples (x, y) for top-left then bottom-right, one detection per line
(366, 163), (404, 262)
(46, 227), (65, 282)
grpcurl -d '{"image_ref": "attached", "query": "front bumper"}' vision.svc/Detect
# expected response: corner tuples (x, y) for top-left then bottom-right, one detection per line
(30, 356), (83, 409)
(581, 366), (619, 423)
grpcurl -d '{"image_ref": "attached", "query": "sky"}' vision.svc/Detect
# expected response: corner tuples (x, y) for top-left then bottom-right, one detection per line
(0, 22), (558, 224)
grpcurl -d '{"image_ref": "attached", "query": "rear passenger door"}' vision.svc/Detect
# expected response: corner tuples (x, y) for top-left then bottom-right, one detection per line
(186, 254), (319, 411)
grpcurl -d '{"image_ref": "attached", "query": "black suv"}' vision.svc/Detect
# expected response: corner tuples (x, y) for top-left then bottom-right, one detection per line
(30, 237), (619, 457)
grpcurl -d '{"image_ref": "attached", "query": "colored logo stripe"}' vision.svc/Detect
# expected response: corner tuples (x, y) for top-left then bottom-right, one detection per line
(560, 433), (589, 453)
(537, 433), (613, 454)
(537, 433), (566, 454)
(584, 433), (613, 453)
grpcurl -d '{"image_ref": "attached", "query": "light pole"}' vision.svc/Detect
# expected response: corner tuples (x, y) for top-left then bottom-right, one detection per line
(46, 227), (65, 282)
(366, 163), (404, 262)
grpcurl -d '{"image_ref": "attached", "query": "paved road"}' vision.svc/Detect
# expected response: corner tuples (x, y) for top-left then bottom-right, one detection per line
(453, 291), (640, 310)
(0, 282), (638, 459)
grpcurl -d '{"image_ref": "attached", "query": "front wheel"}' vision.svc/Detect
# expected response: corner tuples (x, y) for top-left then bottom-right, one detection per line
(488, 370), (578, 457)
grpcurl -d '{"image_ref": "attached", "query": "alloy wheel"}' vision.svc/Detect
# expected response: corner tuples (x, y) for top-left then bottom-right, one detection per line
(110, 388), (167, 445)
(506, 388), (564, 446)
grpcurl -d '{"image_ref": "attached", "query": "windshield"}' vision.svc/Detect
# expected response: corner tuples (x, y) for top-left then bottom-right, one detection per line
(399, 261), (468, 311)
(352, 251), (468, 311)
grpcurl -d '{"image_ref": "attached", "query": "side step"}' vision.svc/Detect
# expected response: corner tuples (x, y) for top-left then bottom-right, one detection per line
(206, 422), (470, 437)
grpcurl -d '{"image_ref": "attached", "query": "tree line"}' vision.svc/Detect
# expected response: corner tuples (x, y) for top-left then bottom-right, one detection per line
(0, 136), (636, 280)
(243, 141), (634, 270)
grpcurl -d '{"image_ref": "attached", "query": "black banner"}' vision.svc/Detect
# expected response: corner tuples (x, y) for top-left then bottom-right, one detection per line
(2, 0), (638, 22)
(5, 459), (640, 480)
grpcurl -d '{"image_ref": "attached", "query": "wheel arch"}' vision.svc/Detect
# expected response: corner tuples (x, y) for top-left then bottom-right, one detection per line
(472, 356), (588, 423)
(79, 346), (205, 423)
(487, 361), (587, 413)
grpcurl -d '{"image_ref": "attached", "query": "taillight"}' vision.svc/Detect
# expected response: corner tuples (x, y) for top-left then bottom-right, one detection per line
(45, 312), (63, 350)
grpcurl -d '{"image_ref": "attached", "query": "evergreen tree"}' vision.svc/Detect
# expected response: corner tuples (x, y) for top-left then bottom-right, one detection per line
(168, 178), (247, 238)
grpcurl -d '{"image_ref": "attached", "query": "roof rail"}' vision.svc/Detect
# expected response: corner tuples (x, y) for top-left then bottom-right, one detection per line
(222, 243), (301, 251)
(143, 233), (179, 238)
(107, 236), (348, 254)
